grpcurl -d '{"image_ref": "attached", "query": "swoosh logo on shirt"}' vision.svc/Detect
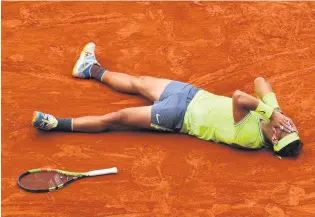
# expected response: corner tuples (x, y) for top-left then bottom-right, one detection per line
(259, 111), (266, 114)
(156, 114), (160, 124)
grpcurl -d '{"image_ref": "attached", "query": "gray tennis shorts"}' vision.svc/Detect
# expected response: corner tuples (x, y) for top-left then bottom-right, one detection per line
(151, 81), (201, 132)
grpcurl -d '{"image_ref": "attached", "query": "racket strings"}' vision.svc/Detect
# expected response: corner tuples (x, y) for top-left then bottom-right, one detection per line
(19, 171), (70, 191)
(34, 173), (46, 184)
(48, 180), (55, 188)
(54, 174), (63, 186)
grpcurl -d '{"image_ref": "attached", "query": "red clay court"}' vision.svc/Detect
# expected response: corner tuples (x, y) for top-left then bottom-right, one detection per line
(2, 2), (315, 217)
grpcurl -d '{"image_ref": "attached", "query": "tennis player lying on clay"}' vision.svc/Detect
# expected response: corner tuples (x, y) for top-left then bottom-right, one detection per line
(32, 42), (303, 158)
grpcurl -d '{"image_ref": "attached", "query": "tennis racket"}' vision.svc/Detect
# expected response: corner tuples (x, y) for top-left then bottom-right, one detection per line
(17, 167), (118, 193)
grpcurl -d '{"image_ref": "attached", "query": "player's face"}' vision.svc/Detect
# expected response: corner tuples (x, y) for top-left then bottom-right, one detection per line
(270, 127), (288, 145)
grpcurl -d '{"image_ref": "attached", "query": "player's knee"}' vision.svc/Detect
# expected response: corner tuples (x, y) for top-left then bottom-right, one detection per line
(232, 90), (242, 99)
(254, 77), (265, 84)
(135, 76), (150, 92)
(138, 76), (150, 84)
(115, 109), (129, 124)
(99, 112), (123, 127)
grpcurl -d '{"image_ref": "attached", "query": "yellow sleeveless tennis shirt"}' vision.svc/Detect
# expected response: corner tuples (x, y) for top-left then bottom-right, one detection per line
(180, 90), (267, 149)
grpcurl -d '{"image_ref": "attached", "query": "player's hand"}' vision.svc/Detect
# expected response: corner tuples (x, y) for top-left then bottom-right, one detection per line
(270, 111), (297, 133)
(273, 109), (298, 133)
(286, 117), (298, 133)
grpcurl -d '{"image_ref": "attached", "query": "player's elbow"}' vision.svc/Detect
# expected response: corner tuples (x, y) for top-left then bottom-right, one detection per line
(232, 90), (243, 99)
(232, 90), (245, 106)
(254, 76), (265, 84)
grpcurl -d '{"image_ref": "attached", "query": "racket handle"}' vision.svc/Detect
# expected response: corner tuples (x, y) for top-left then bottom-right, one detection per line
(86, 167), (118, 176)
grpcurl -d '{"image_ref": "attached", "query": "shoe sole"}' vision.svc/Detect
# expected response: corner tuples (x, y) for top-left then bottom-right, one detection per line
(32, 111), (39, 126)
(72, 42), (95, 77)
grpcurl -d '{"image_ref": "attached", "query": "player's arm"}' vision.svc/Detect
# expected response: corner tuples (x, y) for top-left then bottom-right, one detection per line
(232, 90), (293, 133)
(254, 77), (297, 132)
(254, 77), (282, 113)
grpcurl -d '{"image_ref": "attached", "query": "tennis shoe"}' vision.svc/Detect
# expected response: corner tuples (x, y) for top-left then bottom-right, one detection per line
(72, 42), (100, 79)
(32, 111), (58, 131)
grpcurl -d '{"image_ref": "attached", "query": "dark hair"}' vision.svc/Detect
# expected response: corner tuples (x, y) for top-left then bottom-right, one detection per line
(275, 140), (303, 157)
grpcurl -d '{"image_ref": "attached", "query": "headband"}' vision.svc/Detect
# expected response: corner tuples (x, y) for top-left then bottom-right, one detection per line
(274, 132), (300, 152)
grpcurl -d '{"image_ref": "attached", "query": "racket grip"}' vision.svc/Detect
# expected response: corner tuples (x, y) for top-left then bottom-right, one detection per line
(86, 167), (118, 176)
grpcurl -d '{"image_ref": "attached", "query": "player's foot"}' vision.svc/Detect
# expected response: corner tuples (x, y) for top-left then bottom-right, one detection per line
(72, 42), (100, 79)
(32, 111), (58, 131)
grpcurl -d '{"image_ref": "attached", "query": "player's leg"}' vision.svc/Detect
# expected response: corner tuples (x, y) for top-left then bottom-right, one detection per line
(72, 42), (171, 102)
(96, 70), (172, 102)
(32, 106), (152, 133)
(73, 106), (151, 132)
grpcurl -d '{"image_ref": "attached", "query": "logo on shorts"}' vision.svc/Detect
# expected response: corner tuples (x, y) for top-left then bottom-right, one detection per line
(156, 114), (160, 124)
